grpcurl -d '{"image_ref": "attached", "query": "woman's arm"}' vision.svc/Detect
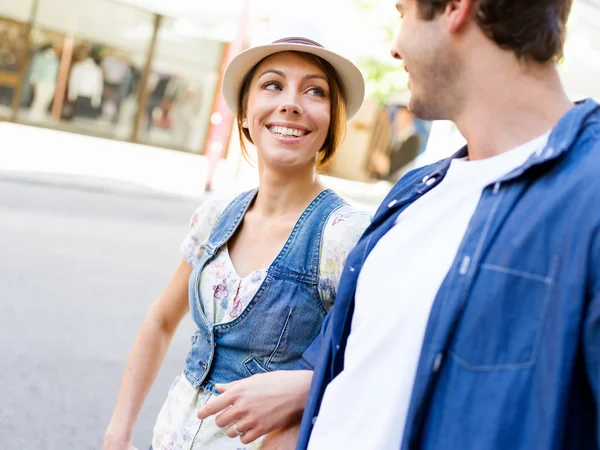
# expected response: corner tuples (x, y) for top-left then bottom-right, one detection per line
(104, 258), (191, 450)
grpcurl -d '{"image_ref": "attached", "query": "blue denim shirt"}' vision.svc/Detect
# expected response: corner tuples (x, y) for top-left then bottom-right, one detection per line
(184, 189), (346, 394)
(296, 99), (600, 449)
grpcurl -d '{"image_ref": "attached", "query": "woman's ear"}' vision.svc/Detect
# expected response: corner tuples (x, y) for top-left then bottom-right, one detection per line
(242, 118), (248, 128)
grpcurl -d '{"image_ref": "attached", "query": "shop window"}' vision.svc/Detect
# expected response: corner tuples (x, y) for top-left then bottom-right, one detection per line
(0, 18), (28, 118)
(139, 18), (224, 153)
(27, 0), (153, 138)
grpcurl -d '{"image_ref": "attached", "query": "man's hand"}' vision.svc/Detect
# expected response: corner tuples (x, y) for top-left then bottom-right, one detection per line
(197, 370), (312, 445)
(262, 422), (301, 450)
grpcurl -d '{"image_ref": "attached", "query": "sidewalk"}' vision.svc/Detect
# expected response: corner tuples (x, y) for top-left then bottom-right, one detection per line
(0, 122), (391, 210)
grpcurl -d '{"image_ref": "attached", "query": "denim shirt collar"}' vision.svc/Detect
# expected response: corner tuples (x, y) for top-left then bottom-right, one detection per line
(422, 98), (600, 185)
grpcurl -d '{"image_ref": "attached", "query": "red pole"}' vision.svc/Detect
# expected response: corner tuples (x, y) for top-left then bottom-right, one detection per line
(204, 0), (251, 192)
(51, 36), (74, 121)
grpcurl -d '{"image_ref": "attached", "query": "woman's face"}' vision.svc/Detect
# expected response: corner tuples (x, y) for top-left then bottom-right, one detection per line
(243, 52), (331, 170)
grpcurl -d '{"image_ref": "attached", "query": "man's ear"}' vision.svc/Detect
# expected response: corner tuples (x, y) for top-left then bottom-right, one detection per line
(445, 0), (475, 33)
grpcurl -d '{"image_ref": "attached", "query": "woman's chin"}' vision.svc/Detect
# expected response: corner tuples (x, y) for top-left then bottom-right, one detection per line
(259, 148), (317, 170)
(262, 155), (316, 171)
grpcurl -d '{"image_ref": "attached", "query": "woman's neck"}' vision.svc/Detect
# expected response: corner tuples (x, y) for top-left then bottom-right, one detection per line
(252, 163), (326, 218)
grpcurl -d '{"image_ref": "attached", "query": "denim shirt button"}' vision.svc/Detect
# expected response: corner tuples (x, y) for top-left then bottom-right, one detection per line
(312, 416), (318, 425)
(433, 353), (444, 372)
(425, 177), (436, 186)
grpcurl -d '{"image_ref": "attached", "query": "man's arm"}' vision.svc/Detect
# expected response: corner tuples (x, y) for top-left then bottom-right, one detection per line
(584, 225), (600, 442)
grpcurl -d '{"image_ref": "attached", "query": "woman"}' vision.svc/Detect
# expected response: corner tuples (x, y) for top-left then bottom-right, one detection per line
(104, 24), (369, 450)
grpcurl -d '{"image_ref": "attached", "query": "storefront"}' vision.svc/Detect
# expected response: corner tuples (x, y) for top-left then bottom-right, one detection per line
(0, 0), (233, 154)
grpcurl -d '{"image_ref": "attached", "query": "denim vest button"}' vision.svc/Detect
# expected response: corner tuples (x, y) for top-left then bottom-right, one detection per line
(433, 353), (443, 372)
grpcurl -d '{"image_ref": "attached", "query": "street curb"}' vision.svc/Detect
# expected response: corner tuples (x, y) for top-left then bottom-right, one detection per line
(0, 170), (204, 203)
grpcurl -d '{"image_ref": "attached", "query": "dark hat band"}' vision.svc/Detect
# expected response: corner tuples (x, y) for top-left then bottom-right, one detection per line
(272, 37), (325, 48)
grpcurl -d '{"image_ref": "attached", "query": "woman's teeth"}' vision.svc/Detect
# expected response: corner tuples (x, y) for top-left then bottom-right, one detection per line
(269, 126), (307, 137)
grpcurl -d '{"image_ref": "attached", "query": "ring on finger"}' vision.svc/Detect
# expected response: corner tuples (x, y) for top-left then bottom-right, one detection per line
(234, 422), (245, 437)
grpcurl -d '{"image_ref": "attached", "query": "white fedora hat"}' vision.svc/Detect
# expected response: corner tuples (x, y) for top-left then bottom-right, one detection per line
(222, 19), (365, 119)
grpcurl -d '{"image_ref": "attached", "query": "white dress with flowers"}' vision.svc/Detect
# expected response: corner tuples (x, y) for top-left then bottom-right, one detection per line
(151, 195), (371, 450)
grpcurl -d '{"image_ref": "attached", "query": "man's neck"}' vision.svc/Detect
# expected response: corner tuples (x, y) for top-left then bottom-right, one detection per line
(454, 60), (573, 161)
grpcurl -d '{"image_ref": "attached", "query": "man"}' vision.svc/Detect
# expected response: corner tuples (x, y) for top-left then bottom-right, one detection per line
(198, 0), (600, 447)
(296, 0), (600, 448)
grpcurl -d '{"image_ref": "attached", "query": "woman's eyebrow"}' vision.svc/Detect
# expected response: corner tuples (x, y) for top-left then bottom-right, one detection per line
(257, 69), (285, 79)
(257, 70), (327, 83)
(304, 74), (327, 82)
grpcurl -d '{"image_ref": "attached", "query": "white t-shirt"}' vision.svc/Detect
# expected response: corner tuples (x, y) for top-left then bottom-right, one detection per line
(308, 132), (550, 450)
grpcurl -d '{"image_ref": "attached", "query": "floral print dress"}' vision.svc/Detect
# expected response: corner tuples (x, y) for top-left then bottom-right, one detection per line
(151, 196), (371, 450)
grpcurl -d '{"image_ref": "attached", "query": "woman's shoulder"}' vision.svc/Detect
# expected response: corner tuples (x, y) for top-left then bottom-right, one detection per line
(180, 193), (239, 265)
(319, 204), (372, 264)
(323, 203), (372, 240)
(187, 195), (233, 233)
(317, 204), (372, 308)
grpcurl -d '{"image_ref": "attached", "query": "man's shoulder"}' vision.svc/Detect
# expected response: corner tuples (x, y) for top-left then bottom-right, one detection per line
(567, 119), (600, 178)
(376, 158), (450, 211)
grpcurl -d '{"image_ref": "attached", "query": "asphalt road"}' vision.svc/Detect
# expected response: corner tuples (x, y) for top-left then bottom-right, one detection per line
(0, 178), (202, 449)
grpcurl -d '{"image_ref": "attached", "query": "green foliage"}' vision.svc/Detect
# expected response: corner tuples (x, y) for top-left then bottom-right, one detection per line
(354, 0), (409, 104)
(358, 56), (408, 105)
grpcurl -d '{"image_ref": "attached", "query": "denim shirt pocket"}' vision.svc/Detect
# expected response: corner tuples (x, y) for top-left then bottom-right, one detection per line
(450, 256), (559, 371)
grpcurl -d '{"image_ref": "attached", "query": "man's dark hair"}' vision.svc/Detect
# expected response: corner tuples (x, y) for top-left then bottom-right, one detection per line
(416, 0), (573, 62)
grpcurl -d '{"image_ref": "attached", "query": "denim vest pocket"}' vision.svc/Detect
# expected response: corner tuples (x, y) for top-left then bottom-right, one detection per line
(265, 307), (294, 368)
(243, 308), (294, 376)
(243, 356), (270, 376)
(450, 258), (558, 371)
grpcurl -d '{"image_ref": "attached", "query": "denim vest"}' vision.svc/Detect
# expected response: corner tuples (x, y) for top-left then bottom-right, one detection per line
(184, 188), (346, 393)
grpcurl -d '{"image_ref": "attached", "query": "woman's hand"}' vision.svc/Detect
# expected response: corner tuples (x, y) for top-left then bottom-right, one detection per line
(103, 431), (138, 450)
(197, 370), (312, 445)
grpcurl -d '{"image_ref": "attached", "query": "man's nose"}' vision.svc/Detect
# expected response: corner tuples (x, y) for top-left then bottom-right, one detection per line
(391, 48), (402, 60)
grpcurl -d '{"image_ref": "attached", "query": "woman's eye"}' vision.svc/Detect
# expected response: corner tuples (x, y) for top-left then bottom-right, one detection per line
(263, 81), (282, 91)
(307, 87), (326, 97)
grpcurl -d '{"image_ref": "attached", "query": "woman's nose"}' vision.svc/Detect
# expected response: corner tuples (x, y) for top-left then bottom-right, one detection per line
(279, 102), (303, 116)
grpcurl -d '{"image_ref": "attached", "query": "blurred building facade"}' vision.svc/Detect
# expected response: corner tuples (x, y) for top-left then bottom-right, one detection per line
(1, 0), (598, 186)
(0, 0), (241, 154)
